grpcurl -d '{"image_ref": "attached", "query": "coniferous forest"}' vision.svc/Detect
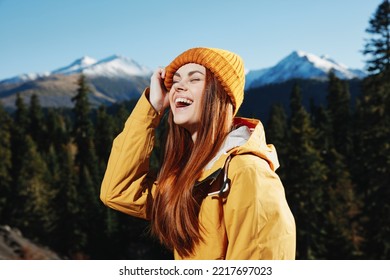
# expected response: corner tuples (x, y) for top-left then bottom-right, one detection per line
(0, 0), (389, 260)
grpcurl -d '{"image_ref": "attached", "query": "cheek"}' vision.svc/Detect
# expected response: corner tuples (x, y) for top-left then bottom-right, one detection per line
(194, 88), (205, 107)
(168, 90), (175, 105)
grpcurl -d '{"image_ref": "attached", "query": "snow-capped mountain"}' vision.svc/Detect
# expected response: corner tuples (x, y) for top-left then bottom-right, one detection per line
(246, 50), (367, 90)
(52, 56), (97, 75)
(0, 50), (367, 111)
(0, 55), (152, 85)
(52, 54), (153, 77)
(83, 55), (152, 77)
(0, 72), (51, 85)
(0, 55), (152, 109)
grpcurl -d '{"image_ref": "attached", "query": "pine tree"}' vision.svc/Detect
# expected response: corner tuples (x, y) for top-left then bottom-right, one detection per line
(94, 105), (115, 174)
(28, 94), (47, 152)
(312, 106), (334, 151)
(327, 72), (353, 157)
(10, 94), (30, 181)
(363, 0), (390, 75)
(71, 74), (103, 257)
(285, 83), (328, 259)
(266, 104), (288, 181)
(45, 108), (70, 151)
(0, 103), (13, 222)
(313, 101), (362, 259)
(72, 75), (99, 183)
(49, 143), (87, 258)
(353, 76), (390, 259)
(9, 95), (58, 245)
(321, 149), (363, 259)
(4, 95), (29, 222)
(14, 94), (29, 132)
(11, 136), (56, 243)
(72, 75), (100, 191)
(352, 0), (390, 259)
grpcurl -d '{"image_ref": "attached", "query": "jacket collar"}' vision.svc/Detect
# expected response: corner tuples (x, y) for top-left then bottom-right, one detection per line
(196, 117), (280, 182)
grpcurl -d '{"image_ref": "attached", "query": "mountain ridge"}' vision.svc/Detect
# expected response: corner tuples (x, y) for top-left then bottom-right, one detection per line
(245, 50), (366, 89)
(1, 54), (152, 85)
(0, 50), (366, 110)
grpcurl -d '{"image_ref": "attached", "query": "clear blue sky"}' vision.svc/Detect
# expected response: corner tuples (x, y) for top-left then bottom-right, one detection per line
(0, 0), (382, 80)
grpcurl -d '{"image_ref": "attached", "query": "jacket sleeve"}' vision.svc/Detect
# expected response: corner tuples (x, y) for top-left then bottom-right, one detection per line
(100, 89), (162, 220)
(224, 155), (296, 260)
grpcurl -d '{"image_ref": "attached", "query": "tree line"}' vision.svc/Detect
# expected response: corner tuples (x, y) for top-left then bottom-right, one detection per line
(0, 0), (389, 260)
(0, 76), (170, 259)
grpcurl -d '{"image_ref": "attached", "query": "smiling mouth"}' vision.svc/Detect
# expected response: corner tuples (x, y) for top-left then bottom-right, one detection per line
(175, 97), (193, 108)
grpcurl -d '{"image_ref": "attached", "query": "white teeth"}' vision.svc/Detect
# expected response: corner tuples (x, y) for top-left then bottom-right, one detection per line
(175, 97), (193, 105)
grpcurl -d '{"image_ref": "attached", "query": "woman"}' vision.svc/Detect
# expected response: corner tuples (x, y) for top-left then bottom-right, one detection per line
(100, 47), (296, 260)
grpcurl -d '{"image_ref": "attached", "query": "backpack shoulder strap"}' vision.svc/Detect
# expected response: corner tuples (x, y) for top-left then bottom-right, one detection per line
(207, 155), (233, 197)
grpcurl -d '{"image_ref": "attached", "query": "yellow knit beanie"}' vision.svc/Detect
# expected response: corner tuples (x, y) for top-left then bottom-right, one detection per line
(164, 47), (245, 115)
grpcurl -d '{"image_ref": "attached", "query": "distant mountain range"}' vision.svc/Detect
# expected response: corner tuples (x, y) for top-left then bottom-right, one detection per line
(0, 55), (152, 109)
(1, 55), (152, 85)
(245, 50), (366, 89)
(0, 50), (367, 110)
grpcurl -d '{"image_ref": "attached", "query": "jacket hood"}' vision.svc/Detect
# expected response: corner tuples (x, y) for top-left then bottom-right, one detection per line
(198, 117), (280, 181)
(231, 118), (280, 170)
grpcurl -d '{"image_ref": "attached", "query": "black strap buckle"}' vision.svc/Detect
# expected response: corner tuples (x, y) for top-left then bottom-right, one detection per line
(207, 155), (232, 196)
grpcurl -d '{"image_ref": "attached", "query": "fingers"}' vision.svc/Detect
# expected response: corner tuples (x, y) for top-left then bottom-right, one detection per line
(160, 67), (166, 79)
(153, 67), (165, 78)
(149, 67), (169, 113)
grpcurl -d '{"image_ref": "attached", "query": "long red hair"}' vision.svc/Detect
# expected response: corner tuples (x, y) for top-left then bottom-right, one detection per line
(151, 68), (233, 257)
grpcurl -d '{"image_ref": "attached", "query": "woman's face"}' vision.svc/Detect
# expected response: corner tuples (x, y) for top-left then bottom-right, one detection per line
(169, 63), (206, 137)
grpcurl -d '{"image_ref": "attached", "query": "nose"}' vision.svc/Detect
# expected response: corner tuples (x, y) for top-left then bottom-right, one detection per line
(173, 80), (187, 91)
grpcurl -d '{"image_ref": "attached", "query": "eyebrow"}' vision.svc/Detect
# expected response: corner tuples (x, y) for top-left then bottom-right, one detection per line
(173, 70), (205, 78)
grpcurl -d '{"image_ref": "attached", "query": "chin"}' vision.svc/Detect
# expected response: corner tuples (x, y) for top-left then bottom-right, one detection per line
(173, 116), (197, 131)
(173, 117), (189, 127)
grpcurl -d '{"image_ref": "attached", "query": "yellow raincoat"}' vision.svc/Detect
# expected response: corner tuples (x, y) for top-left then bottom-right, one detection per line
(100, 90), (296, 259)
